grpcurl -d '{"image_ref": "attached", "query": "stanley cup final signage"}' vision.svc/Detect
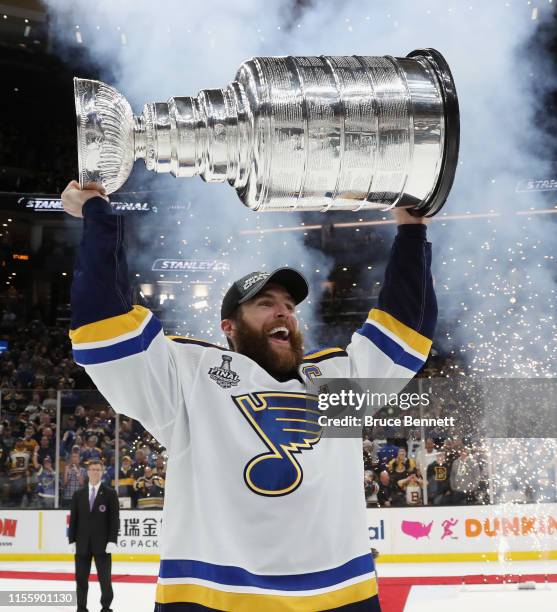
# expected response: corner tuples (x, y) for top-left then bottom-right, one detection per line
(152, 259), (230, 272)
(74, 49), (460, 216)
(18, 197), (158, 213)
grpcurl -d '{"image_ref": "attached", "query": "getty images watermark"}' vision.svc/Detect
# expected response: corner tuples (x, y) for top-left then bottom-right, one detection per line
(304, 378), (557, 439)
(316, 387), (456, 429)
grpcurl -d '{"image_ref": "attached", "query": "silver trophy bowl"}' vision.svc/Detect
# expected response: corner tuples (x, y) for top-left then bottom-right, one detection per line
(74, 49), (459, 216)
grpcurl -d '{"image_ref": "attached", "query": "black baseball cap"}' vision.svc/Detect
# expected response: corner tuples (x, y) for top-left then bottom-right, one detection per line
(221, 267), (309, 320)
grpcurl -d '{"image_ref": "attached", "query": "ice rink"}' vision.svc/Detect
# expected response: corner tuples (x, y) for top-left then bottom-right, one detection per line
(0, 559), (555, 611)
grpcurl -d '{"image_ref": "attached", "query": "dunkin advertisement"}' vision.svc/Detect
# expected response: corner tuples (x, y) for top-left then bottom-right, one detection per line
(387, 503), (557, 557)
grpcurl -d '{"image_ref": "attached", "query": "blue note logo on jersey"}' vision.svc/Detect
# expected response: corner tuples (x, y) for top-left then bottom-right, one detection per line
(232, 391), (322, 497)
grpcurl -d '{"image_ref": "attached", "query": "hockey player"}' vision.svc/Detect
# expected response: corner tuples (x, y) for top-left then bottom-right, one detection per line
(62, 180), (437, 612)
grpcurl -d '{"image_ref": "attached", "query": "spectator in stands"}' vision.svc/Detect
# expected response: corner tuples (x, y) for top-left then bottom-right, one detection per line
(41, 426), (55, 448)
(101, 434), (115, 462)
(65, 414), (78, 432)
(414, 438), (438, 478)
(427, 451), (452, 505)
(0, 423), (15, 452)
(450, 448), (481, 505)
(376, 470), (393, 508)
(16, 359), (35, 389)
(154, 454), (166, 481)
(37, 412), (54, 437)
(6, 438), (30, 507)
(80, 435), (103, 466)
(84, 416), (107, 445)
(62, 450), (86, 509)
(36, 435), (54, 465)
(97, 409), (114, 435)
(402, 473), (423, 506)
(13, 411), (30, 437)
(134, 466), (165, 509)
(442, 438), (459, 468)
(34, 455), (55, 508)
(60, 427), (78, 460)
(22, 425), (38, 454)
(116, 455), (135, 502)
(364, 470), (379, 506)
(118, 417), (134, 446)
(387, 447), (418, 506)
(73, 405), (88, 429)
(42, 388), (58, 411)
(24, 392), (42, 416)
(377, 438), (400, 470)
(363, 439), (379, 472)
(131, 448), (150, 479)
(138, 437), (158, 465)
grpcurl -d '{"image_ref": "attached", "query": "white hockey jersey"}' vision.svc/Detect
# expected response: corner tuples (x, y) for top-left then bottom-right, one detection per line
(70, 198), (436, 612)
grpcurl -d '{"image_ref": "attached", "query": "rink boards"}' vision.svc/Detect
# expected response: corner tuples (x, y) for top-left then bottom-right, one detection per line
(0, 503), (555, 563)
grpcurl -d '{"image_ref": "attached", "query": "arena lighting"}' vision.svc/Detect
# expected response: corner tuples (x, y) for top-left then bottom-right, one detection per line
(515, 208), (557, 215)
(192, 300), (209, 310)
(193, 284), (209, 298)
(139, 283), (154, 297)
(238, 208), (557, 236)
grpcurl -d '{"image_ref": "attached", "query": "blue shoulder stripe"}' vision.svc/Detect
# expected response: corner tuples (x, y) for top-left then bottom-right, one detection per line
(73, 315), (162, 365)
(357, 322), (424, 372)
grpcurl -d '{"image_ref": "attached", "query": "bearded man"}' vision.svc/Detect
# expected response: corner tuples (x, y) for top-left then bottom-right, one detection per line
(63, 179), (436, 612)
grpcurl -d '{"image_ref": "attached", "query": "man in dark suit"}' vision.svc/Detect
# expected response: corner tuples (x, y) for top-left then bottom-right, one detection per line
(68, 459), (119, 612)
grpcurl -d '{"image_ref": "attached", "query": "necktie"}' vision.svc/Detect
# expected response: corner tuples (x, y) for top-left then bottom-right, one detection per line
(89, 486), (96, 511)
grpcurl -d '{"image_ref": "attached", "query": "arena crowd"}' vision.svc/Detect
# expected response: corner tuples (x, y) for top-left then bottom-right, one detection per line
(0, 290), (554, 510)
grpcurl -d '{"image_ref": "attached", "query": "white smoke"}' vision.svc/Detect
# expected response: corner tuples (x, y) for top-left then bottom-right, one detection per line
(46, 0), (333, 346)
(289, 0), (557, 376)
(45, 0), (557, 371)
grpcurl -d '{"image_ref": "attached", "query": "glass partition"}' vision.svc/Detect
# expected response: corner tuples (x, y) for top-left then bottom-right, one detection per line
(0, 387), (554, 509)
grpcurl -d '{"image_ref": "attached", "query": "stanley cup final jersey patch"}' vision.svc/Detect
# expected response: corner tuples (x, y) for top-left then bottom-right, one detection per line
(208, 355), (241, 388)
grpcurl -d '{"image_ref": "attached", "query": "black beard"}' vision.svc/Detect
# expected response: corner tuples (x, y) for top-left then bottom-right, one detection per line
(233, 314), (304, 380)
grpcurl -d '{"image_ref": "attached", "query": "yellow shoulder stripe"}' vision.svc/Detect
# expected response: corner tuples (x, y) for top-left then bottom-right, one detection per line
(69, 305), (150, 344)
(368, 309), (431, 356)
(303, 347), (345, 360)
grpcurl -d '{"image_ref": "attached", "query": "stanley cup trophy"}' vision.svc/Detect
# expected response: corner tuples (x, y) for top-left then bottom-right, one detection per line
(74, 48), (459, 216)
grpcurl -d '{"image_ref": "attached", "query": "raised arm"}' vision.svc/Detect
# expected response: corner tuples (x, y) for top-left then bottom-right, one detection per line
(63, 181), (182, 449)
(346, 209), (437, 379)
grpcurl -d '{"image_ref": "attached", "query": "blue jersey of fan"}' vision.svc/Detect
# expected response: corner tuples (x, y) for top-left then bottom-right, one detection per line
(69, 198), (436, 612)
